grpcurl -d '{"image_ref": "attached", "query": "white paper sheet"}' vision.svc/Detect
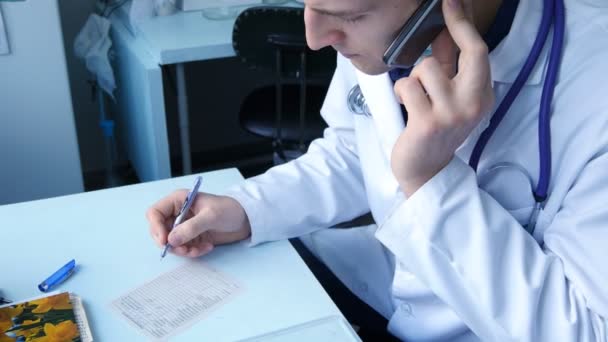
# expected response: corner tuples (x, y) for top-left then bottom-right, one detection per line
(111, 262), (243, 341)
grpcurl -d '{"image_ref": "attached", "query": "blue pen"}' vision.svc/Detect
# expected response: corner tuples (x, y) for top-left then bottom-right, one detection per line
(38, 259), (76, 293)
(161, 176), (202, 259)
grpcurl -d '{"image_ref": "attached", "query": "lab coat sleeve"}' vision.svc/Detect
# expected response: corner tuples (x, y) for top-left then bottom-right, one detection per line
(224, 55), (369, 245)
(376, 153), (608, 341)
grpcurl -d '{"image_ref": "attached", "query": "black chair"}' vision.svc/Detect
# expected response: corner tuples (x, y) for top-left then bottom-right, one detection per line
(232, 6), (336, 164)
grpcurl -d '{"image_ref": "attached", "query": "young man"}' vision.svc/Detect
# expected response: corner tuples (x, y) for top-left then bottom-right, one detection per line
(148, 0), (608, 340)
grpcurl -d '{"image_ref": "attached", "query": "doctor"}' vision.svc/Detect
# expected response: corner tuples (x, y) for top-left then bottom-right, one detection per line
(148, 0), (608, 340)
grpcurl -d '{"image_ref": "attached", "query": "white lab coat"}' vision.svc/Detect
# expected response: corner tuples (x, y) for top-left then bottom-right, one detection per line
(225, 0), (608, 340)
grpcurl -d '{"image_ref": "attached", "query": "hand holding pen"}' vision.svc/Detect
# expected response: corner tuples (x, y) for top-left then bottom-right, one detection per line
(147, 176), (252, 259)
(160, 176), (202, 259)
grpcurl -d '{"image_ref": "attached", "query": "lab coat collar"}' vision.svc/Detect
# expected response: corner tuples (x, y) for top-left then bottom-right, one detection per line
(489, 0), (549, 85)
(355, 69), (406, 160)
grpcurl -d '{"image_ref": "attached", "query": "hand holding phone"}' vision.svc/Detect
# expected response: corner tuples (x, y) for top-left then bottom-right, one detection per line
(383, 0), (445, 69)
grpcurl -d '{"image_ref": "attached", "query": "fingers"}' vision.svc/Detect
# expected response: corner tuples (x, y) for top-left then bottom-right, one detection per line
(440, 0), (492, 105)
(442, 0), (481, 51)
(431, 29), (458, 78)
(172, 243), (214, 258)
(410, 57), (452, 106)
(394, 76), (431, 115)
(167, 209), (213, 247)
(395, 56), (453, 114)
(442, 0), (488, 69)
(151, 189), (189, 217)
(146, 190), (188, 247)
(147, 208), (170, 247)
(170, 232), (215, 257)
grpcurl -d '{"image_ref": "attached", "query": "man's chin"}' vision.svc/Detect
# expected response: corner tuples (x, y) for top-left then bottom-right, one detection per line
(350, 58), (391, 76)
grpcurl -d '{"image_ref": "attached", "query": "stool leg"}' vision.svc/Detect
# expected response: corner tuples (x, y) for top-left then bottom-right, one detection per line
(176, 63), (192, 175)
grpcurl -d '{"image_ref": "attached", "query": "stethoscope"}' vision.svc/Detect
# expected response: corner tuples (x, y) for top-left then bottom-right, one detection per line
(348, 0), (565, 234)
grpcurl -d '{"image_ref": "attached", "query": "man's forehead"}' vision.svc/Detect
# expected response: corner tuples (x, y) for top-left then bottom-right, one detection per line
(305, 0), (383, 14)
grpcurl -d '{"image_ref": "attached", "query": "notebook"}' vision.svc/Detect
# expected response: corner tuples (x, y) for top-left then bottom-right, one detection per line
(0, 292), (92, 342)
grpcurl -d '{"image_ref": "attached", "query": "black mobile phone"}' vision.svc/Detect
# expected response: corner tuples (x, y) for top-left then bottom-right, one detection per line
(382, 0), (445, 69)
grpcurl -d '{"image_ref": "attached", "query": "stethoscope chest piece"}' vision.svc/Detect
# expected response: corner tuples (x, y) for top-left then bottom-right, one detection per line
(347, 85), (372, 117)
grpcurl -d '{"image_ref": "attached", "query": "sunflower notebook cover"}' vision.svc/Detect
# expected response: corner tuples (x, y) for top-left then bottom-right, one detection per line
(0, 292), (92, 342)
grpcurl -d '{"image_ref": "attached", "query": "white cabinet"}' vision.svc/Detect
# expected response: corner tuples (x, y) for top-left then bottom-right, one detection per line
(0, 1), (83, 204)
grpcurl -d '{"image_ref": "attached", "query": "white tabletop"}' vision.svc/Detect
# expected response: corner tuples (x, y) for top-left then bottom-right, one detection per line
(114, 0), (302, 65)
(0, 169), (353, 341)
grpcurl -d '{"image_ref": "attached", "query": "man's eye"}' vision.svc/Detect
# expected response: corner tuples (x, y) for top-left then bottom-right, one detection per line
(343, 15), (364, 24)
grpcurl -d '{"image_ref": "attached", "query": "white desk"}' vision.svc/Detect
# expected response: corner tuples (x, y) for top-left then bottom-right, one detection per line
(0, 168), (358, 341)
(110, 1), (301, 181)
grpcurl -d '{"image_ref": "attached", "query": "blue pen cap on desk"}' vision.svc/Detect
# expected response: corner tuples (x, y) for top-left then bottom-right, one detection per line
(38, 259), (76, 293)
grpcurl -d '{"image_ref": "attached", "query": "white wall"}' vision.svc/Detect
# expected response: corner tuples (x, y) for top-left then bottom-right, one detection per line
(0, 1), (84, 204)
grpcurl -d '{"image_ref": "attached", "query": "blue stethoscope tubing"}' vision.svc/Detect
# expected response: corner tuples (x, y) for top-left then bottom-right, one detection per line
(469, 0), (566, 212)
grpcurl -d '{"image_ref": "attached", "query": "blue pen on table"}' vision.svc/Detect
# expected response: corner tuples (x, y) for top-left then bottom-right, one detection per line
(161, 176), (202, 259)
(38, 259), (76, 293)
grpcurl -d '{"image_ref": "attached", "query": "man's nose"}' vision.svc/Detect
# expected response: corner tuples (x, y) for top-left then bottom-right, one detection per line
(304, 8), (345, 51)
